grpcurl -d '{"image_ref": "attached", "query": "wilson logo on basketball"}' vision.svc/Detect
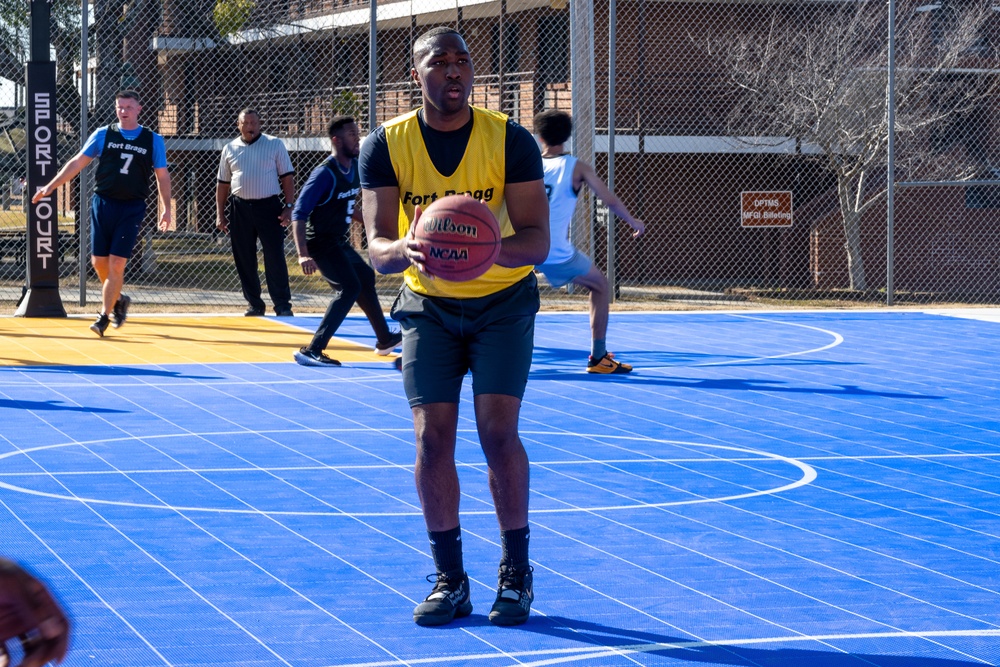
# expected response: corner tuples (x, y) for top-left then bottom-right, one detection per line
(422, 216), (479, 238)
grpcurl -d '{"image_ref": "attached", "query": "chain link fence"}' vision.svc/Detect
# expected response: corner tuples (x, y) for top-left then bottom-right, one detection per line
(3, 0), (1000, 312)
(591, 0), (1000, 307)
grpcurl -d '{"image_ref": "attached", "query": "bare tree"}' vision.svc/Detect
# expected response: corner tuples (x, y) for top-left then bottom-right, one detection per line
(705, 0), (1000, 291)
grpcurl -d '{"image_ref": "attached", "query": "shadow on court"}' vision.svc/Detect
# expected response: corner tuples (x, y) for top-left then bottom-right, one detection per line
(0, 366), (219, 380)
(516, 616), (989, 666)
(0, 399), (128, 413)
(621, 376), (943, 400)
(528, 366), (944, 400)
(530, 345), (861, 370)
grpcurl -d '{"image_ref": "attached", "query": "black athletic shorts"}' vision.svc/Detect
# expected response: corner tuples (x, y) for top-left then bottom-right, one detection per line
(390, 273), (540, 407)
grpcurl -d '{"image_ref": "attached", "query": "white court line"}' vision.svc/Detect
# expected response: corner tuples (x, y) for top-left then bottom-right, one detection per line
(328, 628), (1000, 667)
(925, 308), (1000, 324)
(0, 372), (416, 666)
(571, 318), (844, 371)
(0, 315), (845, 379)
(0, 498), (177, 667)
(0, 435), (816, 516)
(794, 452), (1000, 461)
(4, 312), (984, 666)
(6, 432), (998, 514)
(694, 316), (845, 366)
(4, 445), (996, 477)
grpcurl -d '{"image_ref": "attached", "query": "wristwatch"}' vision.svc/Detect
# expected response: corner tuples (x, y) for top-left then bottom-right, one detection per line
(284, 203), (294, 209)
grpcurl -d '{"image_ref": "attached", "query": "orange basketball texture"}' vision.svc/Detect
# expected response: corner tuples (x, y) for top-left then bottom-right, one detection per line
(413, 196), (502, 281)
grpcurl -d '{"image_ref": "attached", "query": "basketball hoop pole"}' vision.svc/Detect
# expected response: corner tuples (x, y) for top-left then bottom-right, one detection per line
(16, 0), (66, 317)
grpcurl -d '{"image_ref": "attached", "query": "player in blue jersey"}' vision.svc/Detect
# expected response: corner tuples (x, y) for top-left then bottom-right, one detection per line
(291, 117), (400, 366)
(33, 90), (171, 337)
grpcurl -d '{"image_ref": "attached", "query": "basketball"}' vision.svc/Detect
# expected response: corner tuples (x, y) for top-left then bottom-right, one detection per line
(413, 195), (501, 281)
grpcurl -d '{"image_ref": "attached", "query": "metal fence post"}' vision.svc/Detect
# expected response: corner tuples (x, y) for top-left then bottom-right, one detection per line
(369, 0), (377, 135)
(606, 0), (617, 303)
(886, 0), (896, 307)
(80, 0), (90, 307)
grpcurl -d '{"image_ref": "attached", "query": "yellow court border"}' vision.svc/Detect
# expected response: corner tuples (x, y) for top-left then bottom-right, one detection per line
(0, 315), (392, 366)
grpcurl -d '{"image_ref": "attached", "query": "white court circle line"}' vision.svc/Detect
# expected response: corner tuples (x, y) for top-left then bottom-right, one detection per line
(0, 431), (816, 516)
(696, 316), (845, 367)
(0, 316), (845, 381)
(626, 316), (844, 370)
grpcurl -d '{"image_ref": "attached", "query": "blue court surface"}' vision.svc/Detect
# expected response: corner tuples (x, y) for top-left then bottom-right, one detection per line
(1, 309), (999, 667)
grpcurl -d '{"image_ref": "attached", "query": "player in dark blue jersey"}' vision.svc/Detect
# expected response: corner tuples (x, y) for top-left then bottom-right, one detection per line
(33, 90), (171, 337)
(291, 117), (400, 366)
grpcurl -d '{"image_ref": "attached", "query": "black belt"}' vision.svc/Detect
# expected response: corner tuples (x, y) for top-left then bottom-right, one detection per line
(232, 194), (280, 205)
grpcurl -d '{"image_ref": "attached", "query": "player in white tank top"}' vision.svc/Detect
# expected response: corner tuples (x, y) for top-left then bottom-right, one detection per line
(534, 110), (646, 374)
(542, 153), (579, 265)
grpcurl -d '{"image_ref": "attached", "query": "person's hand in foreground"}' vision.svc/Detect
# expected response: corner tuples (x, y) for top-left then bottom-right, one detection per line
(0, 559), (69, 667)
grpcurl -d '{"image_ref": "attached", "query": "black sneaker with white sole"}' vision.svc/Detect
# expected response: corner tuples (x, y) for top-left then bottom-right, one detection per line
(90, 313), (110, 337)
(488, 563), (533, 626)
(293, 346), (341, 367)
(111, 294), (131, 329)
(374, 330), (403, 356)
(413, 572), (472, 626)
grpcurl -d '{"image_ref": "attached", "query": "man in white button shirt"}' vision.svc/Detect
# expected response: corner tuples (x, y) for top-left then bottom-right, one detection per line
(216, 109), (296, 316)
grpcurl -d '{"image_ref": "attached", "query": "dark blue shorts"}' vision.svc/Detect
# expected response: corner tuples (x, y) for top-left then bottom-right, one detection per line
(91, 194), (147, 258)
(391, 274), (540, 407)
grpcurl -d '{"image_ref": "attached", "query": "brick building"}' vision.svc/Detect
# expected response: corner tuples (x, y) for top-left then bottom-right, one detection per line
(102, 0), (1000, 298)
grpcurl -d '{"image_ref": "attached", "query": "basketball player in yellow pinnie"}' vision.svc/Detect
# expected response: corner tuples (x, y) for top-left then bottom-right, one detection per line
(360, 27), (549, 628)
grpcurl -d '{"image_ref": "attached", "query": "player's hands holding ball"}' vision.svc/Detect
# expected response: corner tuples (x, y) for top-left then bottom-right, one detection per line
(0, 559), (70, 667)
(403, 205), (431, 278)
(407, 195), (501, 282)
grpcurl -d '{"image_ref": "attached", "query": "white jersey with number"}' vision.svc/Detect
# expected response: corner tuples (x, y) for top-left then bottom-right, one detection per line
(542, 154), (579, 264)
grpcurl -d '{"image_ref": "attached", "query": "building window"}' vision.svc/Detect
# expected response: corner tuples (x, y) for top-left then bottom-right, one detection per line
(966, 169), (1000, 209)
(537, 14), (569, 83)
(491, 22), (521, 75)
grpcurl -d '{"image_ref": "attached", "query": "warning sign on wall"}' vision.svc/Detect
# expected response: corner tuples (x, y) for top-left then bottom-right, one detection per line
(741, 191), (793, 228)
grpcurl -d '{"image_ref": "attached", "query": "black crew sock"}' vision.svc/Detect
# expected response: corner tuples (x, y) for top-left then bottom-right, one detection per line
(428, 526), (464, 579)
(500, 525), (530, 570)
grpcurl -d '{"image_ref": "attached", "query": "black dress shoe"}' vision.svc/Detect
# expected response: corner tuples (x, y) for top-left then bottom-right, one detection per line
(245, 306), (265, 316)
(275, 308), (293, 317)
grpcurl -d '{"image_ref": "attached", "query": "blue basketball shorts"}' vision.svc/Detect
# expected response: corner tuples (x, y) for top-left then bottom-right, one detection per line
(90, 193), (147, 258)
